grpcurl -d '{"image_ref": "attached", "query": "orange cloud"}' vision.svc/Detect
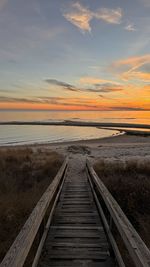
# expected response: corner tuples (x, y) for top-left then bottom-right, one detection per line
(63, 2), (122, 33)
(111, 54), (150, 82)
(0, 81), (149, 111)
(112, 54), (150, 70)
(0, 89), (149, 111)
(63, 2), (93, 32)
(122, 71), (150, 82)
(79, 76), (120, 85)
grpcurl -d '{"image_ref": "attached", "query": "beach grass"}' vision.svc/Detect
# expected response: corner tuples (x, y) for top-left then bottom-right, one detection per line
(94, 158), (150, 248)
(0, 147), (63, 261)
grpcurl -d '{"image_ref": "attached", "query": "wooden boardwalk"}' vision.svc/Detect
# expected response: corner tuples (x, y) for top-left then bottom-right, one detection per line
(2, 156), (150, 267)
(37, 158), (114, 267)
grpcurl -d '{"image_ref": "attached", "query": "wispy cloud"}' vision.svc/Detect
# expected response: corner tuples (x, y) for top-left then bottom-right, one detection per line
(45, 79), (78, 91)
(45, 78), (124, 94)
(63, 2), (93, 32)
(110, 106), (146, 111)
(112, 54), (150, 70)
(79, 76), (123, 93)
(121, 71), (150, 82)
(63, 2), (122, 33)
(110, 54), (150, 82)
(0, 95), (99, 109)
(125, 23), (136, 31)
(0, 95), (149, 111)
(0, 96), (39, 103)
(84, 84), (124, 94)
(79, 76), (120, 85)
(93, 84), (124, 93)
(94, 8), (122, 24)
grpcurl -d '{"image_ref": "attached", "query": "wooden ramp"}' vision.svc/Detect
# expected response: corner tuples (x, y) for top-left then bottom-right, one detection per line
(37, 158), (114, 267)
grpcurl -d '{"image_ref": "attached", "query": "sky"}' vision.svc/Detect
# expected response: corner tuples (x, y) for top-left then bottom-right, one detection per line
(0, 0), (150, 111)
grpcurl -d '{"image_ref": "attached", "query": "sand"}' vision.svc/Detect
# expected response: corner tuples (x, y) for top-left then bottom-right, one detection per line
(23, 134), (150, 165)
(0, 134), (150, 166)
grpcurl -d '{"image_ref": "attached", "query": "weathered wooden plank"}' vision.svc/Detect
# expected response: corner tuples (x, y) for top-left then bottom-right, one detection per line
(49, 241), (108, 248)
(62, 201), (93, 204)
(38, 260), (114, 267)
(50, 226), (103, 230)
(53, 221), (98, 226)
(63, 192), (89, 195)
(58, 204), (94, 208)
(49, 231), (106, 238)
(60, 209), (95, 213)
(63, 196), (90, 199)
(60, 206), (95, 210)
(54, 217), (99, 223)
(45, 249), (109, 260)
(38, 259), (115, 267)
(55, 213), (99, 218)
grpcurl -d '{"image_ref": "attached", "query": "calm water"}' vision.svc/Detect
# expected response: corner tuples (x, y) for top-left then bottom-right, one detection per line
(0, 110), (149, 146)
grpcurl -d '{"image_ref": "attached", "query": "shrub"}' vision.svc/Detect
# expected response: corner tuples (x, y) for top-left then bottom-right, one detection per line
(0, 147), (63, 261)
(94, 158), (150, 248)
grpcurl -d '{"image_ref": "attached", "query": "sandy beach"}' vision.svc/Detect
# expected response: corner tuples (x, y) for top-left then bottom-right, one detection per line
(39, 134), (150, 163)
(1, 133), (149, 163)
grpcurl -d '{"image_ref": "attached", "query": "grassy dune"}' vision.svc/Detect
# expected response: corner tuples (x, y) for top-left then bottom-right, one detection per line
(0, 148), (63, 262)
(94, 158), (150, 249)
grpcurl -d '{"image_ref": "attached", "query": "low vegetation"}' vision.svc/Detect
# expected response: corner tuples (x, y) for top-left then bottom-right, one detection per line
(0, 147), (63, 262)
(94, 158), (150, 249)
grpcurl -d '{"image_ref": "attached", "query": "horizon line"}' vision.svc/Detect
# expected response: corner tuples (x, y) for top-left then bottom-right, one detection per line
(0, 109), (150, 112)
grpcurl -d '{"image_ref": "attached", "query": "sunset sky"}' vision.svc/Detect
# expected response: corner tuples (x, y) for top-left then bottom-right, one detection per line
(0, 0), (149, 111)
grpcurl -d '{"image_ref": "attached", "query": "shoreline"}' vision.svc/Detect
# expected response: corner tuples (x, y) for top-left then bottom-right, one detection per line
(0, 132), (150, 150)
(0, 121), (150, 148)
(0, 120), (150, 129)
(98, 127), (150, 136)
(0, 131), (122, 148)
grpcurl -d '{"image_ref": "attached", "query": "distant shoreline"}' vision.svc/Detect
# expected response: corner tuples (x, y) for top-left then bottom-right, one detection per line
(98, 127), (150, 136)
(0, 120), (150, 129)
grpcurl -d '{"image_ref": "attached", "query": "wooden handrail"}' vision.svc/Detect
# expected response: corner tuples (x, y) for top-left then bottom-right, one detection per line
(86, 159), (150, 267)
(0, 158), (68, 267)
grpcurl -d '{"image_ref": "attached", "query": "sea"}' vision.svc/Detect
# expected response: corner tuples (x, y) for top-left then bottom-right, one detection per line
(0, 110), (149, 146)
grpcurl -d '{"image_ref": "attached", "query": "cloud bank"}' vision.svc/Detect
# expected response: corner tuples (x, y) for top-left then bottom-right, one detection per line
(0, 95), (148, 111)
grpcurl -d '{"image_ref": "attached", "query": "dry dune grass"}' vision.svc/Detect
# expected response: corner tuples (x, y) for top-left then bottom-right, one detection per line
(0, 148), (63, 262)
(94, 158), (150, 249)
